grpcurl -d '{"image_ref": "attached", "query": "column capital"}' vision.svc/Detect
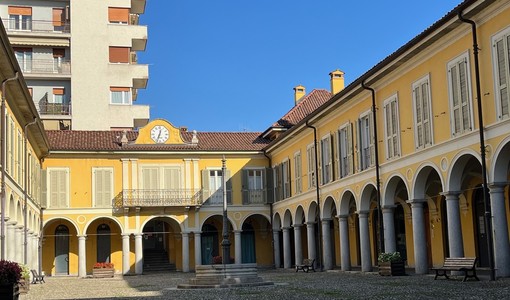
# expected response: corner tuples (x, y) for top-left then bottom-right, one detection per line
(194, 231), (202, 236)
(6, 220), (17, 226)
(406, 198), (427, 205)
(292, 223), (303, 228)
(306, 221), (316, 226)
(181, 232), (189, 237)
(282, 227), (291, 232)
(15, 224), (24, 230)
(134, 233), (143, 237)
(336, 214), (349, 219)
(233, 230), (242, 234)
(121, 233), (132, 237)
(77, 235), (87, 239)
(321, 218), (332, 224)
(356, 210), (369, 217)
(489, 182), (508, 190)
(382, 204), (397, 210)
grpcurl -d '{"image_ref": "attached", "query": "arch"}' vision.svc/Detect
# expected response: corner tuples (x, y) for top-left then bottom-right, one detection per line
(294, 205), (305, 225)
(339, 189), (356, 215)
(322, 196), (337, 219)
(198, 214), (236, 231)
(273, 212), (282, 230)
(307, 201), (318, 223)
(43, 216), (80, 235)
(383, 173), (410, 206)
(240, 214), (272, 266)
(83, 216), (124, 235)
(491, 137), (510, 182)
(283, 209), (293, 227)
(239, 212), (271, 227)
(447, 151), (481, 192)
(8, 194), (15, 220)
(413, 163), (444, 200)
(360, 182), (377, 212)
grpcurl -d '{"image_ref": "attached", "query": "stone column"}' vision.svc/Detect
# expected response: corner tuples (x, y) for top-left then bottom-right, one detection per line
(489, 183), (510, 277)
(234, 230), (242, 264)
(338, 215), (351, 271)
(408, 199), (428, 274)
(306, 222), (316, 262)
(15, 225), (24, 263)
(293, 224), (303, 265)
(135, 233), (143, 275)
(322, 219), (333, 270)
(382, 205), (396, 253)
(122, 234), (131, 275)
(358, 211), (372, 272)
(444, 192), (464, 258)
(26, 230), (33, 266)
(273, 230), (281, 268)
(182, 232), (189, 272)
(78, 235), (87, 277)
(282, 227), (292, 268)
(6, 221), (16, 261)
(194, 232), (202, 266)
(32, 234), (39, 271)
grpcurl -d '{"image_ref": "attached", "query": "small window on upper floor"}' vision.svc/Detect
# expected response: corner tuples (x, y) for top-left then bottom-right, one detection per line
(109, 47), (130, 63)
(8, 6), (32, 31)
(492, 26), (510, 120)
(108, 7), (129, 24)
(412, 75), (434, 149)
(110, 87), (131, 104)
(383, 94), (401, 159)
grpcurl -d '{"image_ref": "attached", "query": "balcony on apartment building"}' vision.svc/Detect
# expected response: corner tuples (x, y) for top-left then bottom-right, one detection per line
(108, 18), (147, 52)
(113, 189), (203, 209)
(19, 58), (71, 78)
(2, 18), (70, 36)
(35, 92), (71, 116)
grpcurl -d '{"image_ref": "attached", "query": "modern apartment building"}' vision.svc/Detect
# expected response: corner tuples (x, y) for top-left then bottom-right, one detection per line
(0, 0), (149, 130)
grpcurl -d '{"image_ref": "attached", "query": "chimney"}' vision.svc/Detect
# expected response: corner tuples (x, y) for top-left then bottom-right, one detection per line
(293, 85), (306, 105)
(121, 130), (128, 146)
(329, 69), (345, 95)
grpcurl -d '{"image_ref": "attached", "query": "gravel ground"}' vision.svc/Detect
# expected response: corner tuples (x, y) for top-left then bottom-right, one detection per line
(20, 269), (510, 300)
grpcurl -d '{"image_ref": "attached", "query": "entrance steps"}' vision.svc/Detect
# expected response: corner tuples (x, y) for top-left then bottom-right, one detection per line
(143, 249), (176, 273)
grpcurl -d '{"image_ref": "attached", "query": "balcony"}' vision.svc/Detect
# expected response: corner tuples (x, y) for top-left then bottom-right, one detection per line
(113, 189), (202, 208)
(38, 103), (71, 116)
(3, 19), (70, 34)
(20, 59), (71, 77)
(242, 189), (266, 205)
(108, 63), (148, 89)
(108, 24), (147, 51)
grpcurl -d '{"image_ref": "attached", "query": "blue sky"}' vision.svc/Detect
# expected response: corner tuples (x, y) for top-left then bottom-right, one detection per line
(137, 0), (462, 132)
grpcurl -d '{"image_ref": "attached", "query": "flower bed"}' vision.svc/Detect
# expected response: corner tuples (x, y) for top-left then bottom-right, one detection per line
(92, 263), (114, 278)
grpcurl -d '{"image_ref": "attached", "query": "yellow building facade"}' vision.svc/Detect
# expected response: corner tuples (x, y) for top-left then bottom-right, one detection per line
(8, 0), (509, 279)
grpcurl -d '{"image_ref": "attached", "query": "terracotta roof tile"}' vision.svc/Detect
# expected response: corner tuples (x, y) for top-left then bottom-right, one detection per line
(46, 130), (270, 152)
(272, 89), (332, 128)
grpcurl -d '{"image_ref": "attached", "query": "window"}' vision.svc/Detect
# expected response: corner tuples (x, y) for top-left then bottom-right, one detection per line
(447, 52), (473, 136)
(47, 168), (69, 208)
(53, 48), (65, 73)
(53, 88), (65, 104)
(492, 27), (510, 120)
(141, 166), (181, 190)
(306, 143), (316, 189)
(108, 7), (129, 24)
(52, 8), (65, 31)
(110, 87), (131, 104)
(294, 151), (302, 194)
(13, 48), (32, 72)
(357, 111), (374, 171)
(8, 6), (32, 31)
(383, 95), (400, 159)
(282, 160), (290, 199)
(320, 135), (332, 184)
(109, 47), (130, 63)
(412, 75), (433, 148)
(93, 168), (113, 208)
(242, 169), (265, 204)
(202, 169), (231, 205)
(337, 122), (353, 178)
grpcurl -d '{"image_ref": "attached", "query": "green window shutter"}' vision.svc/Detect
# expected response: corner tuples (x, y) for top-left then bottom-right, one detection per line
(355, 120), (361, 172)
(369, 112), (375, 166)
(265, 168), (274, 204)
(333, 131), (339, 181)
(347, 122), (354, 175)
(241, 169), (248, 204)
(226, 170), (232, 204)
(496, 37), (509, 118)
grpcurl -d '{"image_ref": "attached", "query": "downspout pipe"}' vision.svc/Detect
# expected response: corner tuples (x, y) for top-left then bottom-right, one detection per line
(263, 150), (275, 268)
(24, 117), (38, 265)
(458, 11), (495, 281)
(306, 120), (323, 271)
(1, 71), (19, 260)
(361, 80), (384, 256)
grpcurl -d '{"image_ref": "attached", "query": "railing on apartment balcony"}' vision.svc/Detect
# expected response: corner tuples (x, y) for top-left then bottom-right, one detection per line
(19, 59), (71, 75)
(3, 19), (70, 33)
(38, 103), (71, 116)
(113, 189), (203, 208)
(242, 189), (266, 204)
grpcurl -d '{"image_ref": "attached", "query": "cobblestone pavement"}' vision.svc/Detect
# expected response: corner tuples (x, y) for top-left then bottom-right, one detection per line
(20, 269), (510, 300)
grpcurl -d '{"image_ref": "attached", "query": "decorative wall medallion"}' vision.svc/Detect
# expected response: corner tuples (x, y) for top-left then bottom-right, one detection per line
(233, 212), (242, 221)
(77, 215), (86, 224)
(406, 169), (413, 181)
(440, 157), (448, 172)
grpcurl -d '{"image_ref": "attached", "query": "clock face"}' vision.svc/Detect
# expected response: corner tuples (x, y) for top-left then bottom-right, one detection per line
(150, 125), (169, 143)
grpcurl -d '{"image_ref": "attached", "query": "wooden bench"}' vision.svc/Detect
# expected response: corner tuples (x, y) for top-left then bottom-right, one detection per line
(431, 257), (479, 282)
(31, 269), (45, 284)
(295, 258), (316, 273)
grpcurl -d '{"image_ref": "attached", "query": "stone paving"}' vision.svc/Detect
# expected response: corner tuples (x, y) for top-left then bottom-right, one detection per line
(20, 269), (510, 299)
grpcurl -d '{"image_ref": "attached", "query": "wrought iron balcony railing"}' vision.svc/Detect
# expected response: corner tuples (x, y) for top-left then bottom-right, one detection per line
(242, 189), (266, 204)
(18, 59), (71, 75)
(38, 103), (71, 116)
(113, 189), (202, 208)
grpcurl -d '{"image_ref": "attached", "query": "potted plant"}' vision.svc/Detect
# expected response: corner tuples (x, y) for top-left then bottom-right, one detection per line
(92, 262), (115, 278)
(0, 260), (22, 299)
(378, 252), (405, 276)
(17, 264), (30, 294)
